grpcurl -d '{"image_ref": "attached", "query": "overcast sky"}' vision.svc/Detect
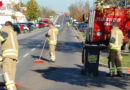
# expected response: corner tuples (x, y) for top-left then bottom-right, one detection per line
(22, 0), (95, 13)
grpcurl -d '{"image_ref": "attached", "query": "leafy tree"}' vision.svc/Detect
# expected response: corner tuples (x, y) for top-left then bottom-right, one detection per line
(26, 0), (40, 21)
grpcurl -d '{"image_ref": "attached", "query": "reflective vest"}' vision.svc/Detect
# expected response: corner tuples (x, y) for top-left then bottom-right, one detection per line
(0, 26), (18, 60)
(109, 27), (124, 50)
(47, 27), (58, 45)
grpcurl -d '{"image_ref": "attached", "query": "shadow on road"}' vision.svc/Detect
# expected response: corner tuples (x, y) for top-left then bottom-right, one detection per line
(19, 38), (49, 50)
(56, 41), (82, 53)
(31, 55), (50, 62)
(33, 66), (130, 89)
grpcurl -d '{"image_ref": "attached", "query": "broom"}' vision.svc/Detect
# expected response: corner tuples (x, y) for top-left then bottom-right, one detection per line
(33, 38), (47, 64)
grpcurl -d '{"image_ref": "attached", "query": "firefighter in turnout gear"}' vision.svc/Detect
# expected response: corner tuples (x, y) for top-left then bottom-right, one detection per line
(46, 23), (58, 62)
(0, 21), (18, 90)
(107, 22), (124, 77)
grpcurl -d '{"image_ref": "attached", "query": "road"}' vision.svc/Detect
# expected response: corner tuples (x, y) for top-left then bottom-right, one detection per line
(0, 16), (130, 90)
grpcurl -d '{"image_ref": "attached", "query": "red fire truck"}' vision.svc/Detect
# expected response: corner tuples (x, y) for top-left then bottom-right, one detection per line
(86, 7), (130, 46)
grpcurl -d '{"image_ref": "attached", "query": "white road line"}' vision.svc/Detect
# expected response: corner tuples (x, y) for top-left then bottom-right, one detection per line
(31, 48), (36, 52)
(23, 53), (29, 58)
(17, 53), (30, 64)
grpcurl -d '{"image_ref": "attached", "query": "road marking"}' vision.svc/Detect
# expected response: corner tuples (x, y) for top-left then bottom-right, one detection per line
(31, 48), (36, 52)
(23, 53), (29, 58)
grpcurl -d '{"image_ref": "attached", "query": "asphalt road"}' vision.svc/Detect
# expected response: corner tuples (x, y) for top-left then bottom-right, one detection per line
(0, 16), (130, 90)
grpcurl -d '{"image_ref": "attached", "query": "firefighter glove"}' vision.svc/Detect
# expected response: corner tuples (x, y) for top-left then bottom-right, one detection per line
(45, 33), (50, 37)
(1, 32), (8, 39)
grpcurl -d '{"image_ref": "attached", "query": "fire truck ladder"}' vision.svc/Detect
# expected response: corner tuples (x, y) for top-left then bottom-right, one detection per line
(86, 10), (95, 43)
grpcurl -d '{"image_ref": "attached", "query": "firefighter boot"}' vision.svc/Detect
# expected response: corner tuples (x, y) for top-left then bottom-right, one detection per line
(116, 71), (123, 77)
(106, 72), (115, 77)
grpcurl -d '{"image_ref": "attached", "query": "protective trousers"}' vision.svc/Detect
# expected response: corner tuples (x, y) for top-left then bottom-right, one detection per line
(49, 44), (56, 61)
(108, 50), (122, 74)
(2, 57), (17, 90)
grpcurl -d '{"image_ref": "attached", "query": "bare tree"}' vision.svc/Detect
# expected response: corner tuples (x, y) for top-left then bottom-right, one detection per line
(40, 7), (56, 18)
(69, 1), (90, 22)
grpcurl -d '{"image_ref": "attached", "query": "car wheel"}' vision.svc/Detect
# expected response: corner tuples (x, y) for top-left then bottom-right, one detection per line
(24, 29), (28, 33)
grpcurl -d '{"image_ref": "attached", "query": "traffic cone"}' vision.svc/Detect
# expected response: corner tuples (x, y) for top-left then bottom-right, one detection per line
(127, 68), (130, 73)
(33, 39), (47, 64)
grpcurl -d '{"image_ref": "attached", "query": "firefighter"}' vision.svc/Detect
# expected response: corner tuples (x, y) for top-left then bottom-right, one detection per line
(66, 22), (70, 27)
(0, 21), (18, 90)
(46, 23), (58, 62)
(107, 22), (124, 77)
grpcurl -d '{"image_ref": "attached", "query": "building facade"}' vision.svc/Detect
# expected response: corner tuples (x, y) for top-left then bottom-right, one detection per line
(0, 0), (27, 24)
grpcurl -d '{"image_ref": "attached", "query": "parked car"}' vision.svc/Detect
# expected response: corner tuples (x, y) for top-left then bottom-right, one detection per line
(22, 24), (30, 32)
(12, 23), (22, 34)
(27, 23), (35, 31)
(78, 23), (87, 32)
(20, 22), (35, 31)
(41, 18), (49, 27)
(19, 24), (25, 33)
(38, 22), (46, 28)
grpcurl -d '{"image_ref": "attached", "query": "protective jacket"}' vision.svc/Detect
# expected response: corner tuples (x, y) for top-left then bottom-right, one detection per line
(0, 26), (18, 60)
(109, 27), (124, 50)
(47, 27), (58, 45)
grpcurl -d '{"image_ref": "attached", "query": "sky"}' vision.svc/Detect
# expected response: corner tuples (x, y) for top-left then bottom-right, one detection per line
(22, 0), (95, 13)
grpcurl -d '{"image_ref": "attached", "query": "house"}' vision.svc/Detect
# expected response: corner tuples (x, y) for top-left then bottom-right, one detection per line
(0, 0), (27, 24)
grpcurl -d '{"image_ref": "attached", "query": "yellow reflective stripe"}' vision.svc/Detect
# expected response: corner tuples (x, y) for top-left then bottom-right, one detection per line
(115, 31), (118, 47)
(6, 81), (14, 86)
(3, 49), (18, 53)
(51, 56), (55, 60)
(10, 32), (16, 49)
(49, 40), (57, 45)
(0, 36), (4, 41)
(109, 68), (115, 72)
(6, 83), (15, 89)
(52, 29), (57, 43)
(110, 43), (121, 50)
(117, 67), (122, 71)
(3, 53), (18, 57)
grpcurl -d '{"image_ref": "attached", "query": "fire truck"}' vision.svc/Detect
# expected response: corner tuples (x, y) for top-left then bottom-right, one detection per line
(86, 5), (130, 46)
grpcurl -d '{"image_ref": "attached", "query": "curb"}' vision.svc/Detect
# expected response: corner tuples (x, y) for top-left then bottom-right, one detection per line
(99, 63), (108, 68)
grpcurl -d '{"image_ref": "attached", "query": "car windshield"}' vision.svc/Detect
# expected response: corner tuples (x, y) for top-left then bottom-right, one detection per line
(43, 21), (48, 23)
(22, 25), (25, 26)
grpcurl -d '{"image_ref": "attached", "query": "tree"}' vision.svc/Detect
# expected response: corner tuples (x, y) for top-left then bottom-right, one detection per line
(69, 1), (90, 22)
(11, 14), (17, 22)
(95, 0), (126, 8)
(26, 0), (40, 21)
(40, 7), (56, 18)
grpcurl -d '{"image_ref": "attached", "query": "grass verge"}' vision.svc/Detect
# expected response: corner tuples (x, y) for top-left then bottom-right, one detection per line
(100, 55), (130, 67)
